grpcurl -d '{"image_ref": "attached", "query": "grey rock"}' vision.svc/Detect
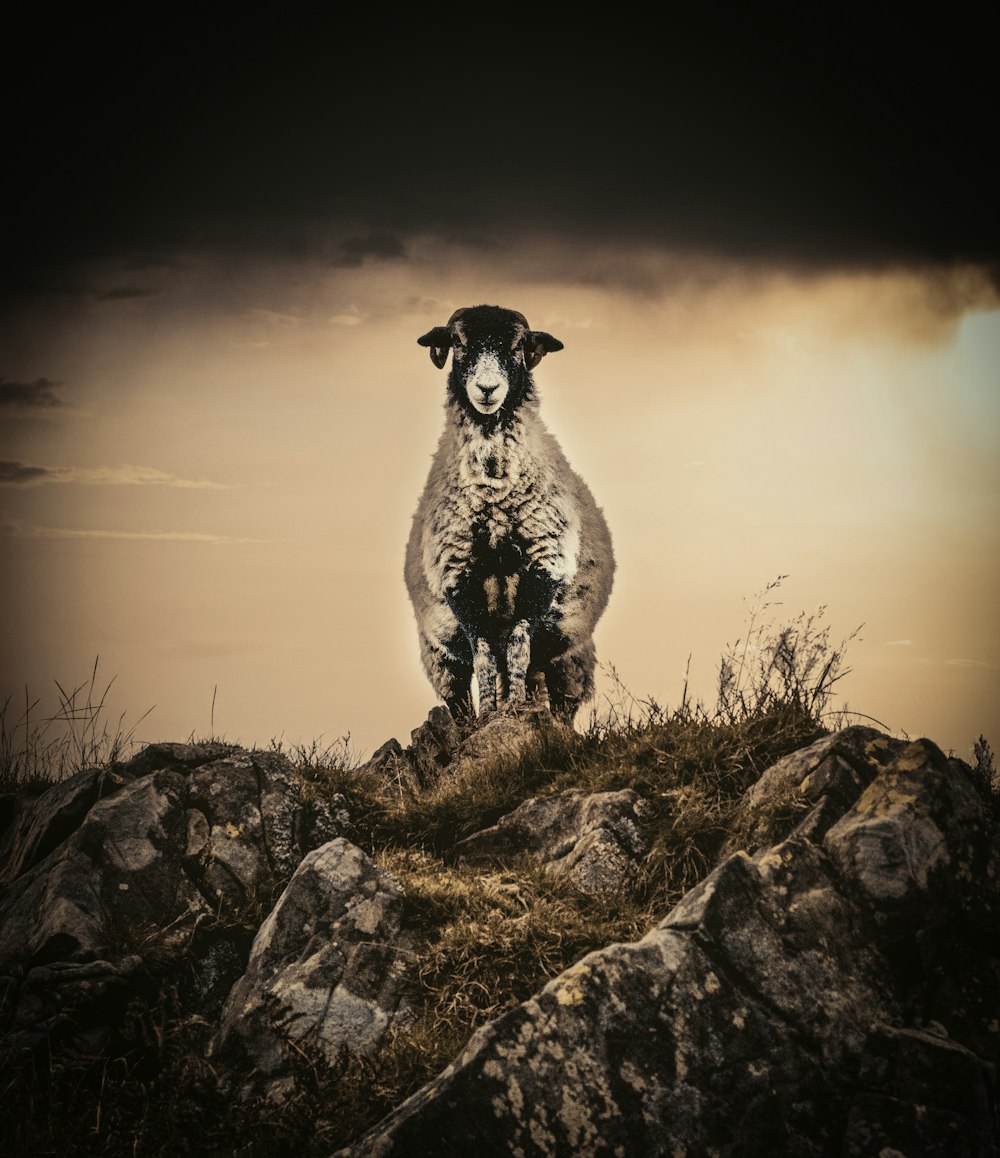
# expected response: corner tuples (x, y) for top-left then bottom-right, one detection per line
(408, 705), (462, 786)
(0, 740), (352, 1050)
(369, 739), (406, 770)
(824, 737), (1000, 939)
(214, 838), (415, 1101)
(7, 957), (140, 1039)
(453, 789), (653, 895)
(725, 725), (907, 854)
(0, 770), (209, 969)
(0, 765), (132, 885)
(453, 705), (571, 768)
(118, 740), (235, 779)
(365, 703), (571, 798)
(300, 790), (353, 851)
(357, 737), (420, 794)
(339, 731), (1000, 1156)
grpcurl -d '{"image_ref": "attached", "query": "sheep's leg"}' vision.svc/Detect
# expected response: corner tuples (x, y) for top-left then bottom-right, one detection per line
(431, 629), (474, 720)
(474, 639), (498, 715)
(445, 576), (497, 717)
(544, 641), (597, 724)
(505, 568), (558, 710)
(527, 669), (549, 708)
(506, 619), (531, 706)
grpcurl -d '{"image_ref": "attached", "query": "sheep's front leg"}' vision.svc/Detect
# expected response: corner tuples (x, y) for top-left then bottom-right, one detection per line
(473, 639), (498, 714)
(506, 620), (531, 706)
(445, 574), (499, 717)
(504, 567), (559, 709)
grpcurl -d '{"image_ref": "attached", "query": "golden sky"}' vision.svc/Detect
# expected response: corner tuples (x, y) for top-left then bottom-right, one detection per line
(1, 244), (997, 761)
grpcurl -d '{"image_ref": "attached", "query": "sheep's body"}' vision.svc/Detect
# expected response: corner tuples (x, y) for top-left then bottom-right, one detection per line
(404, 305), (614, 722)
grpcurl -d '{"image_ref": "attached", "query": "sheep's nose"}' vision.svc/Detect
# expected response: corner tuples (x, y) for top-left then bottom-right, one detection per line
(479, 384), (497, 398)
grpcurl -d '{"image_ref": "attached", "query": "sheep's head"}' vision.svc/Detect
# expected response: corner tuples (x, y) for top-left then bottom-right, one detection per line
(418, 305), (563, 425)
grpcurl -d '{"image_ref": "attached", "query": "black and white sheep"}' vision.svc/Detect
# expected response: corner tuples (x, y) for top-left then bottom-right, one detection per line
(404, 304), (615, 722)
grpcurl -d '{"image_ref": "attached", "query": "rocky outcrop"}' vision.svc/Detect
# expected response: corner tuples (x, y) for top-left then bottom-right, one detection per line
(339, 734), (1000, 1157)
(214, 838), (415, 1101)
(0, 741), (350, 1055)
(453, 789), (652, 895)
(2, 718), (997, 1156)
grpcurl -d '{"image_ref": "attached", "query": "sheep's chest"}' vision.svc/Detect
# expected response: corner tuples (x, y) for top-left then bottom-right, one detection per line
(452, 429), (541, 543)
(445, 433), (563, 634)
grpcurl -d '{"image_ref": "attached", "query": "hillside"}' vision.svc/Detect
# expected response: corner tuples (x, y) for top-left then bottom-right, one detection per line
(1, 665), (997, 1156)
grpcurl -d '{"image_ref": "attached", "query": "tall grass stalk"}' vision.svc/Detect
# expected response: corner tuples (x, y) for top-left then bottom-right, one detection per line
(0, 657), (153, 791)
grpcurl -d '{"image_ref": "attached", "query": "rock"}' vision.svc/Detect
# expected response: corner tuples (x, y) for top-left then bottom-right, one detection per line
(1, 956), (141, 1063)
(369, 738), (406, 770)
(0, 769), (210, 969)
(213, 838), (415, 1101)
(361, 704), (572, 798)
(824, 738), (998, 932)
(0, 741), (351, 1052)
(0, 764), (132, 885)
(453, 789), (653, 896)
(338, 732), (1000, 1156)
(408, 706), (462, 786)
(118, 740), (235, 779)
(725, 725), (907, 854)
(357, 737), (421, 794)
(453, 706), (570, 768)
(842, 1023), (993, 1157)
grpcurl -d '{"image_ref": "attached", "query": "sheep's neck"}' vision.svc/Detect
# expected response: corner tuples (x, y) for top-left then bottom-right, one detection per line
(450, 405), (538, 508)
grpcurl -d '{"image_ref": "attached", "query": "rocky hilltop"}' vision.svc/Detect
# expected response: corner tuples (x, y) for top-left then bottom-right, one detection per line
(1, 706), (997, 1156)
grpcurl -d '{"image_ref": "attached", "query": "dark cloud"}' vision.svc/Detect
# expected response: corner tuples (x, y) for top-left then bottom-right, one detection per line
(331, 233), (408, 268)
(0, 460), (51, 484)
(2, 8), (996, 301)
(95, 286), (160, 301)
(0, 378), (65, 408)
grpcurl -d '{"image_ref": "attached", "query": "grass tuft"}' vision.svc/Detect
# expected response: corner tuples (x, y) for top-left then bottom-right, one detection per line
(0, 657), (153, 793)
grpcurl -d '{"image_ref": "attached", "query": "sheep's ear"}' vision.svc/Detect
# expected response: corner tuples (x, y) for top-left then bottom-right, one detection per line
(417, 326), (452, 370)
(525, 331), (564, 370)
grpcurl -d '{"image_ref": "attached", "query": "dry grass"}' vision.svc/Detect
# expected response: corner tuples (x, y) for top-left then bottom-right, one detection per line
(0, 657), (152, 793)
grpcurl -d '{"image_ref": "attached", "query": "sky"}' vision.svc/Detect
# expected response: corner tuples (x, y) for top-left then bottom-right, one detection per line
(2, 11), (997, 763)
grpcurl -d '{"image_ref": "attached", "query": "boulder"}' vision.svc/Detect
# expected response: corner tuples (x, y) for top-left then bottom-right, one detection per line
(213, 838), (415, 1101)
(725, 724), (906, 853)
(453, 789), (653, 896)
(451, 707), (567, 767)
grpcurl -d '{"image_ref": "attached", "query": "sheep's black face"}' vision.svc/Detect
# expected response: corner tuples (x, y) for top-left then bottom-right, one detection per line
(450, 308), (530, 424)
(417, 304), (564, 428)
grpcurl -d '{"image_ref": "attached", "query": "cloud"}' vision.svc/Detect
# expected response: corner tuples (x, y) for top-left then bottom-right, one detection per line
(944, 658), (997, 669)
(3, 12), (998, 309)
(328, 306), (366, 327)
(885, 639), (914, 647)
(0, 377), (65, 408)
(331, 232), (407, 269)
(1, 518), (261, 544)
(95, 285), (160, 300)
(0, 461), (231, 488)
(248, 308), (300, 327)
(0, 461), (51, 484)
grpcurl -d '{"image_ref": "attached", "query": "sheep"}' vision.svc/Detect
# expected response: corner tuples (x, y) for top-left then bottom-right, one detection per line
(404, 304), (615, 724)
